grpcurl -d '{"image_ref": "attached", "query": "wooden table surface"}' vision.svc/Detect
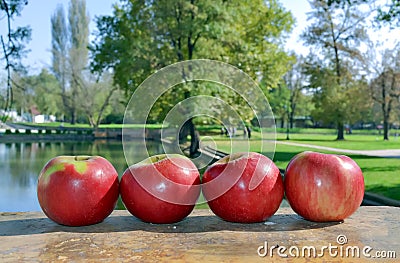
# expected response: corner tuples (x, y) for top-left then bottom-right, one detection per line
(0, 207), (399, 262)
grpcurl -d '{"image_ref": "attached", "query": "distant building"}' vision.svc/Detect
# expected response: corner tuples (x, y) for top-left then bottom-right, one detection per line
(30, 106), (55, 123)
(0, 107), (56, 124)
(0, 109), (22, 122)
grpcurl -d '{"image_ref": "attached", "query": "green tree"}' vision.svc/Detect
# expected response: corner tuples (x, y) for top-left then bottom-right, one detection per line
(0, 0), (31, 121)
(51, 0), (117, 126)
(368, 45), (400, 140)
(79, 73), (119, 128)
(68, 0), (89, 124)
(328, 0), (400, 26)
(267, 83), (290, 129)
(12, 69), (63, 120)
(92, 0), (294, 90)
(30, 69), (62, 117)
(51, 4), (70, 121)
(283, 54), (310, 129)
(377, 0), (400, 26)
(91, 0), (294, 155)
(10, 71), (34, 119)
(51, 0), (89, 124)
(306, 57), (372, 131)
(302, 0), (369, 140)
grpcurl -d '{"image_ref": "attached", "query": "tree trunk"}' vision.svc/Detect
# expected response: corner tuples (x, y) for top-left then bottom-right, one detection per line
(383, 116), (389, 141)
(95, 87), (118, 129)
(88, 115), (95, 128)
(289, 111), (294, 129)
(70, 110), (76, 125)
(179, 118), (200, 157)
(179, 121), (189, 143)
(190, 129), (200, 157)
(380, 72), (392, 141)
(289, 92), (297, 129)
(337, 122), (344, 140)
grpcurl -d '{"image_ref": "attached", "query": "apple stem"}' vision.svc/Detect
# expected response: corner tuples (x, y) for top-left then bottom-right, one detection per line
(74, 156), (91, 161)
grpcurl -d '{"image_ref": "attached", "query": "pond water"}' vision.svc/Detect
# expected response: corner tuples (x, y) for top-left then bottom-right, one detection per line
(0, 140), (288, 212)
(0, 140), (165, 212)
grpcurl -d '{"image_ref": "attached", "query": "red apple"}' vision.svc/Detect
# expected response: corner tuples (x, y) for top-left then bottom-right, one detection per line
(284, 151), (365, 222)
(120, 154), (201, 224)
(37, 156), (119, 226)
(202, 152), (284, 223)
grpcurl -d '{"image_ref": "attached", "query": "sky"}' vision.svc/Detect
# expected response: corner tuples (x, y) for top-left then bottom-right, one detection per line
(0, 0), (114, 73)
(0, 0), (397, 75)
(280, 0), (312, 54)
(0, 0), (313, 74)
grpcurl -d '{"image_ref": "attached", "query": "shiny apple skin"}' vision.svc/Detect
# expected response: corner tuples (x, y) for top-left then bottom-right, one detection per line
(284, 151), (365, 222)
(37, 156), (119, 226)
(120, 155), (201, 224)
(202, 152), (284, 223)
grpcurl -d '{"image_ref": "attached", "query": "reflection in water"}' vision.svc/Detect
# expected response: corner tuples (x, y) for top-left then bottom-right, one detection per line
(0, 140), (164, 212)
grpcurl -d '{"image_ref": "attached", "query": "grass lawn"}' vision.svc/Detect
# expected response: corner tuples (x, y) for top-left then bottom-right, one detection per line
(203, 133), (400, 201)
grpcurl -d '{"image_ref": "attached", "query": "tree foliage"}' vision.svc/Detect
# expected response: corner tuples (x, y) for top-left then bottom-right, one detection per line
(11, 69), (62, 119)
(302, 0), (370, 139)
(305, 59), (370, 126)
(79, 73), (119, 127)
(267, 82), (290, 128)
(377, 0), (400, 26)
(90, 0), (294, 155)
(90, 0), (294, 104)
(0, 0), (31, 121)
(51, 0), (90, 124)
(51, 0), (118, 127)
(327, 0), (400, 26)
(367, 44), (400, 140)
(51, 5), (69, 120)
(283, 55), (310, 129)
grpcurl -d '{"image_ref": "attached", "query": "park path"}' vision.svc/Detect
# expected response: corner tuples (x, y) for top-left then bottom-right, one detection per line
(276, 141), (400, 158)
